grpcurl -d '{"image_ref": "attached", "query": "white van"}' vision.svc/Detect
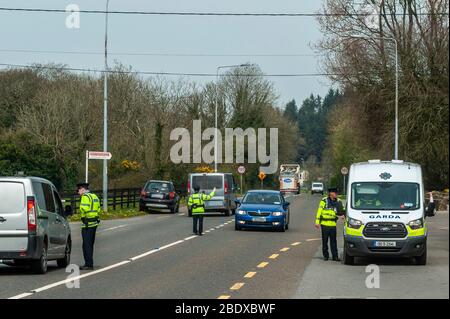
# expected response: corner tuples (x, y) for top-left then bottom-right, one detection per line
(0, 177), (72, 273)
(343, 160), (435, 265)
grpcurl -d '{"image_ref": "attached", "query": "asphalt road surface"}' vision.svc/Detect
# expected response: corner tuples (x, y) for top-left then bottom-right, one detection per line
(1, 194), (448, 299)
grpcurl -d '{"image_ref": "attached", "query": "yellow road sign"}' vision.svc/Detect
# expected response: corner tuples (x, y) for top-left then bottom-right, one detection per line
(258, 171), (266, 181)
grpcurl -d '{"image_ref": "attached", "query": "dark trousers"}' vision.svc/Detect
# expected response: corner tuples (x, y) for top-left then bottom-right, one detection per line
(193, 215), (204, 234)
(81, 226), (97, 267)
(321, 225), (338, 259)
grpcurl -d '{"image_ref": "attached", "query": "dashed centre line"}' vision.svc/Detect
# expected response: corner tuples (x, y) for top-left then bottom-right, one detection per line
(230, 283), (245, 290)
(257, 262), (269, 268)
(280, 247), (290, 252)
(269, 254), (279, 259)
(244, 272), (257, 278)
(218, 295), (231, 299)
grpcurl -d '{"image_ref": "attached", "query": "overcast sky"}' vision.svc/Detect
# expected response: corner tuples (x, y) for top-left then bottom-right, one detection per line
(0, 0), (333, 108)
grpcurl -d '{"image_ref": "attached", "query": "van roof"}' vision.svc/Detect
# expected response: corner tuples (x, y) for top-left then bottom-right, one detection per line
(0, 176), (52, 183)
(350, 161), (422, 183)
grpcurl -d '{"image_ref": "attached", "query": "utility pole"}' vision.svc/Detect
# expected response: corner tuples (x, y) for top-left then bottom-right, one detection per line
(102, 0), (110, 212)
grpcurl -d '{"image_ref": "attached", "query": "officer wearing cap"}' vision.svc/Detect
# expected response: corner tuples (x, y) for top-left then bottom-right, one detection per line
(77, 182), (101, 270)
(188, 185), (216, 235)
(314, 187), (345, 261)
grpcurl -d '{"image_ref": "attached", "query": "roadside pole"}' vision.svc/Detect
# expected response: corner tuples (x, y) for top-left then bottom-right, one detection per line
(85, 150), (89, 183)
(258, 171), (266, 190)
(238, 165), (245, 195)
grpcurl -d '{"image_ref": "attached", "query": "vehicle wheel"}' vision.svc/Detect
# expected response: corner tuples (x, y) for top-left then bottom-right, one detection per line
(235, 224), (241, 231)
(285, 222), (289, 230)
(31, 243), (48, 274)
(57, 239), (71, 268)
(415, 245), (427, 265)
(343, 241), (355, 265)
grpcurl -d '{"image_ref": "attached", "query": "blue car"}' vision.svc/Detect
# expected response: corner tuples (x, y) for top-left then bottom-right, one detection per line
(234, 190), (290, 232)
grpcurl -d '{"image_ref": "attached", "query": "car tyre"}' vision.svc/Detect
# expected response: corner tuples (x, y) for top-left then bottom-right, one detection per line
(343, 241), (355, 265)
(57, 239), (71, 268)
(31, 243), (48, 274)
(415, 245), (427, 265)
(235, 224), (241, 231)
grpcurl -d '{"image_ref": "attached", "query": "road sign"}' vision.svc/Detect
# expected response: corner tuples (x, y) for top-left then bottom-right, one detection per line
(238, 165), (246, 174)
(258, 171), (266, 181)
(88, 151), (112, 160)
(341, 167), (348, 175)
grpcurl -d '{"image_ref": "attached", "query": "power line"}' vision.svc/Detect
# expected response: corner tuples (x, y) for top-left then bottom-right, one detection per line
(0, 63), (336, 77)
(0, 49), (321, 57)
(0, 7), (447, 16)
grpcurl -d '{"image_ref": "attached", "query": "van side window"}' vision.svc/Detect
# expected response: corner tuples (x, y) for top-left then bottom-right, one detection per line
(42, 183), (56, 213)
(32, 182), (47, 211)
(53, 190), (64, 216)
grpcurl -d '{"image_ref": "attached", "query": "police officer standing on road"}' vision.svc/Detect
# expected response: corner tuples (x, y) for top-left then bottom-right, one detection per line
(77, 182), (101, 270)
(314, 187), (345, 261)
(188, 185), (216, 236)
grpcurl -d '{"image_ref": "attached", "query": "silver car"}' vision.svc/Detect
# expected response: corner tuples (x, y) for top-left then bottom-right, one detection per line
(0, 177), (72, 274)
(187, 173), (239, 216)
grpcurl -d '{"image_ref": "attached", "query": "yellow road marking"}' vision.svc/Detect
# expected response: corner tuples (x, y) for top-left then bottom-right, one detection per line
(244, 272), (257, 278)
(269, 254), (279, 259)
(218, 295), (231, 299)
(280, 247), (290, 252)
(230, 283), (245, 290)
(291, 242), (301, 246)
(257, 262), (269, 268)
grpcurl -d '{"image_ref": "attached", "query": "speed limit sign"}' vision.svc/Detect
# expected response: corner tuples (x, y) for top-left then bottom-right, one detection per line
(238, 165), (246, 174)
(341, 167), (348, 175)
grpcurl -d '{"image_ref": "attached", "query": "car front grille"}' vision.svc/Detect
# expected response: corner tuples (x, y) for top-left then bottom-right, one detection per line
(248, 211), (271, 217)
(363, 222), (407, 238)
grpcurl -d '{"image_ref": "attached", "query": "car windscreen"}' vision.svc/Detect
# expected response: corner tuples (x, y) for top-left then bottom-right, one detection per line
(351, 182), (420, 210)
(312, 183), (323, 187)
(242, 192), (282, 205)
(0, 182), (25, 214)
(145, 182), (173, 192)
(192, 175), (223, 190)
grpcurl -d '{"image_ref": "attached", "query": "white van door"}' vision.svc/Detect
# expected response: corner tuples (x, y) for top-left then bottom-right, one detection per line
(0, 181), (28, 252)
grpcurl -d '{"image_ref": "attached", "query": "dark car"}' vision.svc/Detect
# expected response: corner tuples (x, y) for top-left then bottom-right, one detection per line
(234, 190), (290, 232)
(139, 180), (180, 213)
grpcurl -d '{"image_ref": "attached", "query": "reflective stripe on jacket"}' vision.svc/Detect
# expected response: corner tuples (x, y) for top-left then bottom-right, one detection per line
(315, 197), (343, 227)
(188, 191), (216, 215)
(80, 192), (101, 228)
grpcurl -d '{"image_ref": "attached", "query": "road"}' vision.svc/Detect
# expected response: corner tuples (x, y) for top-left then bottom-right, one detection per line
(1, 194), (448, 299)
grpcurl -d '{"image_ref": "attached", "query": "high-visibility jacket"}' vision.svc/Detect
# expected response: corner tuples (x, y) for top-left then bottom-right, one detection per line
(188, 191), (216, 215)
(315, 197), (344, 227)
(79, 192), (101, 228)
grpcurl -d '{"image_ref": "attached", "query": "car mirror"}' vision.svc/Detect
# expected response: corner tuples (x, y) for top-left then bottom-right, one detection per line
(425, 202), (436, 217)
(234, 199), (241, 206)
(64, 205), (73, 217)
(283, 202), (290, 208)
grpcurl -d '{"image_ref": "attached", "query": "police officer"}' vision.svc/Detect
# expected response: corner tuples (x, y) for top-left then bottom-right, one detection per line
(314, 187), (345, 261)
(188, 185), (216, 235)
(77, 182), (100, 270)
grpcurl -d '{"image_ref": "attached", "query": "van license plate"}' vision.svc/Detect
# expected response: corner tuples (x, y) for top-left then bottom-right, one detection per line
(373, 241), (396, 247)
(252, 217), (266, 222)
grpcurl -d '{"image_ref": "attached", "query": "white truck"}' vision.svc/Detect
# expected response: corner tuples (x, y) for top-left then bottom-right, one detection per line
(279, 164), (301, 195)
(343, 160), (436, 265)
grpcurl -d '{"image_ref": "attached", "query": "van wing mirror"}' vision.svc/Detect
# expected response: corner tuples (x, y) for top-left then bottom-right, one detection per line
(425, 202), (436, 217)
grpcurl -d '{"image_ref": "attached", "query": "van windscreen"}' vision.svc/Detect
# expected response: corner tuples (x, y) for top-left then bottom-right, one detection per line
(351, 182), (420, 210)
(192, 176), (223, 190)
(0, 182), (25, 214)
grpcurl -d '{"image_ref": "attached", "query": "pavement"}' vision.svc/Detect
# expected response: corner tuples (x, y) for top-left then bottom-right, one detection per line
(0, 194), (448, 299)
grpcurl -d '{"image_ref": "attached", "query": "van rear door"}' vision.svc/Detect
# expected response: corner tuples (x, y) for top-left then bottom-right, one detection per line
(0, 181), (28, 252)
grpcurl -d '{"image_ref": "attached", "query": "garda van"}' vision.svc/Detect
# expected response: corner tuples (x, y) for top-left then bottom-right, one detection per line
(343, 160), (436, 265)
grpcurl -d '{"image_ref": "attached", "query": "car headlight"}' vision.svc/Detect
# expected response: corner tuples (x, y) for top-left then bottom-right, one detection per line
(408, 218), (423, 230)
(347, 218), (363, 229)
(272, 212), (284, 217)
(237, 210), (247, 215)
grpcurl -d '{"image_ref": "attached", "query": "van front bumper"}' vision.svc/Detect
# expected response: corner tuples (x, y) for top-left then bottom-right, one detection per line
(0, 234), (43, 260)
(344, 235), (426, 258)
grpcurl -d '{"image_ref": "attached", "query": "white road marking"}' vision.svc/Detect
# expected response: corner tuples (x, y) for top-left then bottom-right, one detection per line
(306, 238), (322, 242)
(9, 221), (230, 299)
(8, 293), (34, 299)
(98, 225), (127, 233)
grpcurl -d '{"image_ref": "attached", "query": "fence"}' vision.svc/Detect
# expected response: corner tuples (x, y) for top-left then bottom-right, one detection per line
(61, 188), (141, 213)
